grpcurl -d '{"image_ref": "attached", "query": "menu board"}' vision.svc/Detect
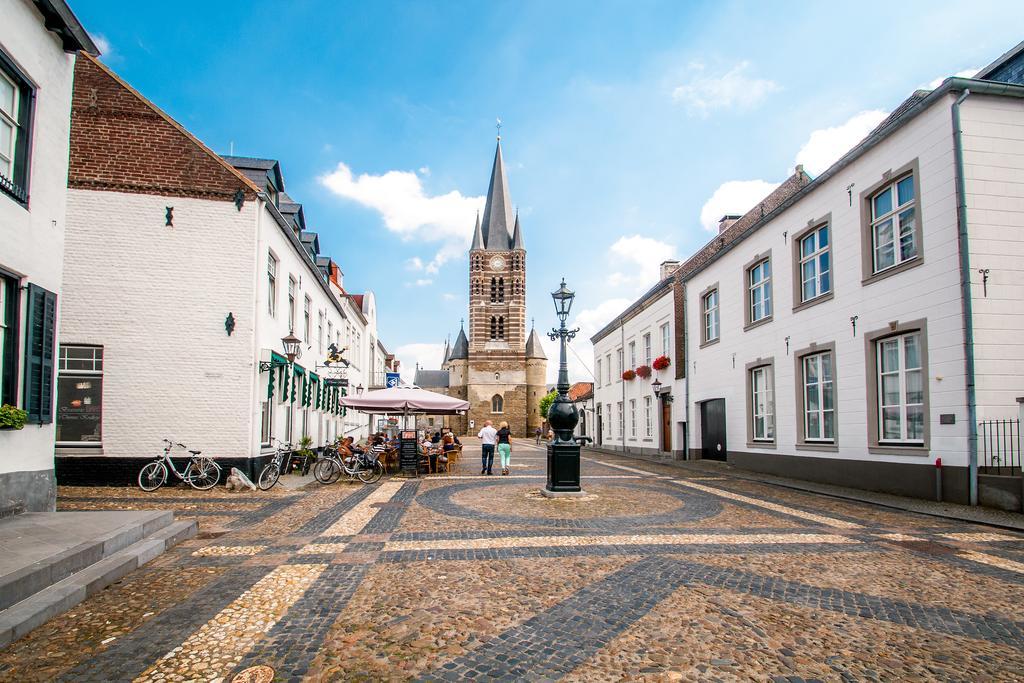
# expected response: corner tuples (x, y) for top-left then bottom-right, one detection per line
(399, 431), (419, 475)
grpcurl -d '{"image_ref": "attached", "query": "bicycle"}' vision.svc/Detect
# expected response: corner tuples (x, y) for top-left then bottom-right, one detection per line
(138, 439), (222, 492)
(314, 444), (384, 484)
(257, 439), (293, 490)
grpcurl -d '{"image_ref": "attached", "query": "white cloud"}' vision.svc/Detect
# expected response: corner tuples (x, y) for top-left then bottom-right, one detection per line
(319, 162), (484, 274)
(794, 110), (889, 176)
(606, 235), (676, 291)
(672, 61), (779, 117)
(91, 33), (114, 61)
(924, 68), (980, 90)
(405, 257), (424, 271)
(442, 293), (457, 301)
(418, 166), (431, 176)
(407, 278), (433, 287)
(699, 179), (780, 232)
(539, 297), (633, 383)
(395, 343), (445, 383)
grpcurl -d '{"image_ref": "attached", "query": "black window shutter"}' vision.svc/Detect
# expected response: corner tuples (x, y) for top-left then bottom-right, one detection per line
(23, 284), (57, 424)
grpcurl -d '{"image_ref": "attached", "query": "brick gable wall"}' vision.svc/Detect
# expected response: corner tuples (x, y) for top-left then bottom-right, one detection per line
(68, 55), (258, 202)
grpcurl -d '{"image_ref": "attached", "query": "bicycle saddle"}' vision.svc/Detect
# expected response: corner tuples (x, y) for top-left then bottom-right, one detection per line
(189, 449), (202, 455)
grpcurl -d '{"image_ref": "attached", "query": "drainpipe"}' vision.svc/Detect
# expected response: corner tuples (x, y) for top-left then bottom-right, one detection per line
(951, 89), (979, 506)
(683, 299), (691, 461)
(621, 321), (627, 454)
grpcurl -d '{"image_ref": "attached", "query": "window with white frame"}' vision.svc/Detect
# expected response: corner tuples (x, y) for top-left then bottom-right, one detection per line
(596, 359), (602, 387)
(285, 404), (293, 441)
(803, 352), (834, 441)
(703, 289), (719, 342)
(660, 323), (670, 356)
(260, 400), (273, 446)
(56, 346), (104, 446)
(616, 348), (623, 377)
(605, 404), (611, 434)
(871, 174), (917, 273)
(327, 321), (333, 353)
(0, 274), (14, 405)
(629, 399), (636, 437)
(628, 341), (636, 368)
(605, 354), (611, 384)
(0, 61), (32, 202)
(317, 311), (324, 353)
(643, 333), (651, 365)
(267, 252), (278, 316)
(799, 225), (831, 302)
(617, 401), (623, 435)
(750, 365), (774, 441)
(644, 396), (652, 437)
(287, 277), (297, 332)
(877, 332), (924, 443)
(303, 296), (311, 344)
(748, 259), (772, 323)
(0, 70), (20, 185)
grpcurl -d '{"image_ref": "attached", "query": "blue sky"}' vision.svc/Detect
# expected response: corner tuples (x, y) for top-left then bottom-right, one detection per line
(72, 0), (1024, 380)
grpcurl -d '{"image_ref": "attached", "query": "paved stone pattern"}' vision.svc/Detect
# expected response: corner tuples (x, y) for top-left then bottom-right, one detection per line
(1, 439), (1020, 681)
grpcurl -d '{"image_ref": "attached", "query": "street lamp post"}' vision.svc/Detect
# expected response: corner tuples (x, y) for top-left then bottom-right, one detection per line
(544, 278), (584, 495)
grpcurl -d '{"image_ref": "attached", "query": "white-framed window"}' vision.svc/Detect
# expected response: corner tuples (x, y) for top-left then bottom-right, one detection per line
(287, 277), (297, 332)
(302, 408), (309, 438)
(617, 401), (623, 435)
(803, 352), (834, 442)
(0, 275), (12, 405)
(605, 404), (612, 434)
(616, 348), (623, 376)
(260, 400), (273, 446)
(267, 252), (278, 317)
(750, 365), (774, 441)
(605, 354), (611, 384)
(56, 346), (104, 446)
(629, 399), (636, 437)
(749, 259), (772, 323)
(491, 394), (504, 413)
(644, 396), (652, 437)
(317, 311), (324, 353)
(596, 359), (602, 387)
(799, 225), (831, 302)
(877, 332), (924, 443)
(0, 69), (19, 182)
(303, 296), (311, 344)
(285, 404), (293, 441)
(643, 334), (651, 366)
(628, 341), (636, 368)
(871, 174), (917, 273)
(660, 323), (670, 356)
(327, 321), (333, 354)
(703, 289), (719, 342)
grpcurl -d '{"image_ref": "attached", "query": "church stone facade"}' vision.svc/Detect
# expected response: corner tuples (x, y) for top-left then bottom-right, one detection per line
(415, 140), (547, 437)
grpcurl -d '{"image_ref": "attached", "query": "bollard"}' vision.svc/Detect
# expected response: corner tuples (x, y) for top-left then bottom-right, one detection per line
(934, 457), (943, 503)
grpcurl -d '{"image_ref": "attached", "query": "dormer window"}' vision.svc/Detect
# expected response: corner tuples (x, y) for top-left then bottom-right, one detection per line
(265, 180), (278, 207)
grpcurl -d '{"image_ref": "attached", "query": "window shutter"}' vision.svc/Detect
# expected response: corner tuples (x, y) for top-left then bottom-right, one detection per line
(23, 284), (57, 423)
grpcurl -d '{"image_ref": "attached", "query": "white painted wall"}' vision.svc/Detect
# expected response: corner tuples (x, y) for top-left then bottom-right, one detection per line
(960, 94), (1024, 420)
(0, 0), (77, 485)
(592, 287), (682, 454)
(686, 93), (974, 468)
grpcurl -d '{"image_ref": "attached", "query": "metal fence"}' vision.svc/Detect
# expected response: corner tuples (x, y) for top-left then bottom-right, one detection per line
(978, 419), (1021, 476)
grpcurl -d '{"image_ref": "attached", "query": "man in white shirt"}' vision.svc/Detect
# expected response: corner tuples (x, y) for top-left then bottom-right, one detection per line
(477, 420), (498, 475)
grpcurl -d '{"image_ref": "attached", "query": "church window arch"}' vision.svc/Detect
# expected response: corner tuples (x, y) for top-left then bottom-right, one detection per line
(490, 316), (497, 339)
(491, 394), (504, 413)
(498, 316), (505, 339)
(498, 277), (505, 302)
(490, 277), (497, 302)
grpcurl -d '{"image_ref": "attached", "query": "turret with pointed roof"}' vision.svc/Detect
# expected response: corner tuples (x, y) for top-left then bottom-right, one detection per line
(525, 327), (547, 359)
(471, 212), (484, 250)
(511, 211), (524, 250)
(449, 327), (469, 360)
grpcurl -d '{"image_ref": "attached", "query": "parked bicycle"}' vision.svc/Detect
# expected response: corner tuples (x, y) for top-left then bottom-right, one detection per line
(313, 441), (384, 484)
(257, 438), (293, 490)
(138, 439), (222, 492)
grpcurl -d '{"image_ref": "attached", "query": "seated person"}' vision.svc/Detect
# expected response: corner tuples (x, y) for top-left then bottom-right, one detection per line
(442, 433), (457, 452)
(431, 431), (442, 444)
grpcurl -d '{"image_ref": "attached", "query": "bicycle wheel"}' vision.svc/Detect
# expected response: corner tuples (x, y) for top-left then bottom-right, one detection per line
(313, 458), (338, 484)
(185, 458), (221, 490)
(258, 463), (280, 490)
(138, 461), (168, 492)
(358, 459), (384, 483)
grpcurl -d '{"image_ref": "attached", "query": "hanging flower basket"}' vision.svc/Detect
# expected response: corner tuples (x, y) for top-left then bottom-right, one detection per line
(621, 369), (636, 381)
(635, 365), (652, 379)
(0, 404), (28, 430)
(652, 355), (671, 371)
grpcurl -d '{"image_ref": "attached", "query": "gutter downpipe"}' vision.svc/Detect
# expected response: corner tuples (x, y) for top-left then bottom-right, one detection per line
(951, 89), (979, 506)
(621, 322), (627, 454)
(683, 287), (691, 461)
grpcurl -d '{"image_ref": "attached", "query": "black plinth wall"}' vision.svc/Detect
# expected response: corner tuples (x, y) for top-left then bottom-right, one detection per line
(546, 441), (582, 492)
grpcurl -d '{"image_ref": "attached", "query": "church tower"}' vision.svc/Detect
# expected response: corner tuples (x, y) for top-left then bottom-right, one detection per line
(461, 139), (546, 436)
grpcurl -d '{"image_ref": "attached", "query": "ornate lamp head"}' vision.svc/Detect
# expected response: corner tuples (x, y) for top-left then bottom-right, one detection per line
(551, 278), (575, 324)
(281, 333), (303, 363)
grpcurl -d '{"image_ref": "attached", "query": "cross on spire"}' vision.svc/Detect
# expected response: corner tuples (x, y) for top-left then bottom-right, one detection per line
(496, 117), (502, 140)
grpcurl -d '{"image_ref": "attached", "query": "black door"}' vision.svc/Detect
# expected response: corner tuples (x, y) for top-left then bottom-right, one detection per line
(596, 407), (603, 446)
(700, 399), (727, 461)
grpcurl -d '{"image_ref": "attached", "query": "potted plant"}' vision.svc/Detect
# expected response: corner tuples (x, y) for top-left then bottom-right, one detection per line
(636, 364), (652, 379)
(652, 355), (671, 371)
(0, 405), (28, 430)
(622, 369), (636, 381)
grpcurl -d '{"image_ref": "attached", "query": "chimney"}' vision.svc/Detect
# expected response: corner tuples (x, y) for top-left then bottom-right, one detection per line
(718, 214), (741, 234)
(329, 261), (343, 288)
(660, 260), (680, 280)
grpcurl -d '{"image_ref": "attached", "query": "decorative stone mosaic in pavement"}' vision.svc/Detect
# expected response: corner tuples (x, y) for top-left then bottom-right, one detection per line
(2, 438), (1023, 681)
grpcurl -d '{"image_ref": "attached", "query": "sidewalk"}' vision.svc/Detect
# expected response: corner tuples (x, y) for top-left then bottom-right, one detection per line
(584, 447), (1024, 532)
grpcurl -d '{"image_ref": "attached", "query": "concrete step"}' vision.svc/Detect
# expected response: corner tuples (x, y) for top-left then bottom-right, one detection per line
(0, 519), (197, 648)
(0, 510), (174, 612)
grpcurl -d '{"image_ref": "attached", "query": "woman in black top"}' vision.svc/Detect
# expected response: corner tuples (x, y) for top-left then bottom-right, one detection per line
(496, 421), (512, 475)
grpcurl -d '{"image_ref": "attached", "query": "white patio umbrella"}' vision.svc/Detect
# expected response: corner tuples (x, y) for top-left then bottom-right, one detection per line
(339, 385), (469, 416)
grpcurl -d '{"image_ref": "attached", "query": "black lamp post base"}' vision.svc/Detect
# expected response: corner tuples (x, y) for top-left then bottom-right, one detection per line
(545, 441), (582, 493)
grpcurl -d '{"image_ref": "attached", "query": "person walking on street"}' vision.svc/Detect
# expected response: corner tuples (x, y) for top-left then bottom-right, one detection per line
(478, 420), (497, 475)
(497, 421), (512, 475)
(534, 426), (542, 445)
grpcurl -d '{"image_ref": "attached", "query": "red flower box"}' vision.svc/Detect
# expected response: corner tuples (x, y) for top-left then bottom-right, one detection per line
(622, 369), (636, 381)
(652, 355), (671, 370)
(636, 365), (652, 379)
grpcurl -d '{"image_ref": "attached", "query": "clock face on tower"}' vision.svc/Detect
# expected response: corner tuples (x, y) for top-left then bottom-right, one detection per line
(489, 256), (506, 270)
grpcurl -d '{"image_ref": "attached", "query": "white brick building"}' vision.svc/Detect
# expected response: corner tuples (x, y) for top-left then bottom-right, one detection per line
(0, 0), (95, 511)
(56, 55), (389, 483)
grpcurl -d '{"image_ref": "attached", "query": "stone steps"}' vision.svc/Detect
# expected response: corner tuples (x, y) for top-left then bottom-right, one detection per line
(0, 514), (197, 647)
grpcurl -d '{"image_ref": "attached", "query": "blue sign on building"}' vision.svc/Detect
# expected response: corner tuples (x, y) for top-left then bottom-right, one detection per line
(385, 372), (401, 388)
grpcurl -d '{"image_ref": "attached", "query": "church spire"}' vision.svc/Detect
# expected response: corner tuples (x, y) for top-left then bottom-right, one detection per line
(470, 210), (484, 250)
(479, 139), (514, 250)
(511, 210), (524, 250)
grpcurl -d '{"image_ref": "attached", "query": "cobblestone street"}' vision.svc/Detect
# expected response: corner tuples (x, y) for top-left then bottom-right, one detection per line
(4, 439), (1024, 681)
